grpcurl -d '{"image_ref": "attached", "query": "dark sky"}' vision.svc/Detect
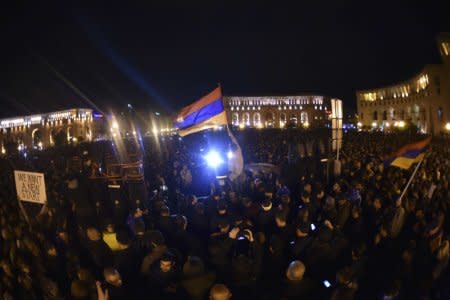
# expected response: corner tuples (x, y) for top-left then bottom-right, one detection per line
(1, 1), (449, 118)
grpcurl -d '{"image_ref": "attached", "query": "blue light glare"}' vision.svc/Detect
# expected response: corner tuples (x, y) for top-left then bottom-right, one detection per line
(227, 151), (234, 159)
(205, 150), (224, 169)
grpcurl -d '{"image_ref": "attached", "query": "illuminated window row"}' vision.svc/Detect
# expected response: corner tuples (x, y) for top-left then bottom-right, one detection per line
(360, 74), (430, 102)
(0, 109), (93, 129)
(225, 96), (325, 107)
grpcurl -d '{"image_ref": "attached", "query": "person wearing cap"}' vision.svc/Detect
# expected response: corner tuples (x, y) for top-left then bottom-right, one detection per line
(181, 256), (216, 300)
(210, 200), (232, 233)
(173, 214), (204, 258)
(290, 222), (313, 259)
(188, 202), (210, 240)
(208, 223), (235, 280)
(130, 219), (150, 262)
(256, 197), (274, 234)
(280, 260), (315, 299)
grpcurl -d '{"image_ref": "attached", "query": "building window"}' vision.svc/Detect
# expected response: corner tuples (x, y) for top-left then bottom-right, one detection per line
(232, 113), (239, 126)
(243, 113), (250, 126)
(389, 108), (395, 120)
(373, 111), (378, 121)
(253, 113), (261, 127)
(360, 113), (364, 121)
(280, 113), (287, 127)
(300, 112), (308, 124)
(382, 111), (387, 121)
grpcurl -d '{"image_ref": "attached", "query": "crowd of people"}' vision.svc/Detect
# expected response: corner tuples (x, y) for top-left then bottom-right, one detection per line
(1, 129), (450, 300)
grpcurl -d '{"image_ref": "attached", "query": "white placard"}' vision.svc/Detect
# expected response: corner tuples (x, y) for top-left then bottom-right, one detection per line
(14, 171), (47, 204)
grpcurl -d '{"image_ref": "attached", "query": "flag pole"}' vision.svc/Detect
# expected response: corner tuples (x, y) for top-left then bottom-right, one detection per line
(218, 82), (231, 134)
(398, 155), (425, 204)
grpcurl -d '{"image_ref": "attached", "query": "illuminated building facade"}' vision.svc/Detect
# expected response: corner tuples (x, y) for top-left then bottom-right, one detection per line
(356, 33), (450, 135)
(0, 108), (106, 152)
(223, 95), (340, 129)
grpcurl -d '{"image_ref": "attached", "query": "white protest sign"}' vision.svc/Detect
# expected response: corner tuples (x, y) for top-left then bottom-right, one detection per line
(14, 171), (47, 204)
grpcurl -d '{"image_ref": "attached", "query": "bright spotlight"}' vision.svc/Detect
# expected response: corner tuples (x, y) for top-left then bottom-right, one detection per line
(205, 150), (224, 169)
(446, 123), (450, 131)
(227, 151), (234, 159)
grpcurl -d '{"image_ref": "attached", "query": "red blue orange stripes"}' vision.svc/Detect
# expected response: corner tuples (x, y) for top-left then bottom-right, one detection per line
(384, 136), (431, 169)
(174, 87), (228, 136)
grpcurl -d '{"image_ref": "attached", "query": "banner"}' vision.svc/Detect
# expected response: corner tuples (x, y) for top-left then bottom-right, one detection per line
(14, 171), (47, 204)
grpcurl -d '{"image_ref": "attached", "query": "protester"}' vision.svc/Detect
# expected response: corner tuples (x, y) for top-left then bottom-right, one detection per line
(1, 131), (449, 300)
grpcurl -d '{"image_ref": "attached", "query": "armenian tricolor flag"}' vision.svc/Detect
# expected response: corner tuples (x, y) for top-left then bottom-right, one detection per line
(174, 87), (227, 136)
(384, 136), (431, 169)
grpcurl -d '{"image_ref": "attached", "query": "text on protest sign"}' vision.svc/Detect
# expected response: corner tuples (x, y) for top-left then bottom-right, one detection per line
(14, 171), (47, 204)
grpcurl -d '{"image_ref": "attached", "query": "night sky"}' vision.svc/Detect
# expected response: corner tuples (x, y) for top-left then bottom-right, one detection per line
(1, 1), (449, 118)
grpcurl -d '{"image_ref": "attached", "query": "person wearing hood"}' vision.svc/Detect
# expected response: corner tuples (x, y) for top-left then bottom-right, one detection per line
(180, 256), (215, 300)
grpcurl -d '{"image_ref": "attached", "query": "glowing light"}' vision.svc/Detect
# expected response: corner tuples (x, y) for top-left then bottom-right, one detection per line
(239, 123), (245, 129)
(205, 150), (224, 169)
(72, 137), (78, 142)
(133, 131), (137, 135)
(1, 147), (5, 154)
(357, 122), (362, 127)
(227, 151), (234, 159)
(372, 122), (377, 128)
(112, 121), (119, 130)
(303, 122), (310, 128)
(38, 142), (43, 149)
(398, 121), (405, 128)
(385, 122), (390, 127)
(445, 123), (450, 131)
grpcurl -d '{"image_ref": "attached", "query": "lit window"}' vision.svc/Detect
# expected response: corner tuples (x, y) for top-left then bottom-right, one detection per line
(442, 42), (450, 56)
